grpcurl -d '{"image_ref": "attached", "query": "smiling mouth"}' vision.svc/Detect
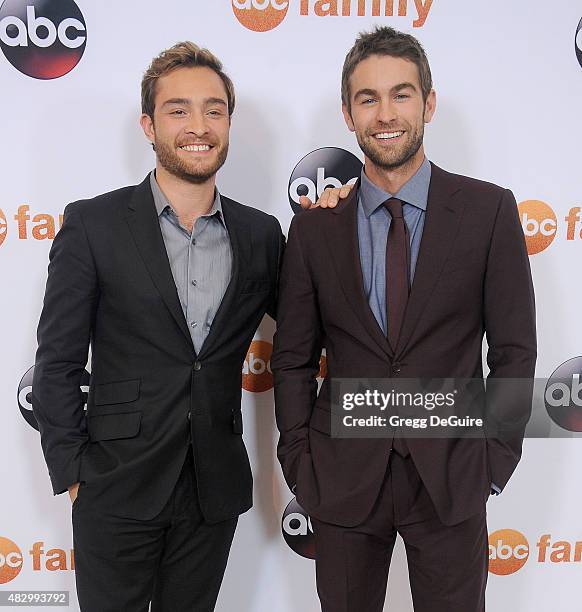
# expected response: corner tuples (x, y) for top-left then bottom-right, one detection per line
(178, 144), (212, 152)
(374, 131), (405, 140)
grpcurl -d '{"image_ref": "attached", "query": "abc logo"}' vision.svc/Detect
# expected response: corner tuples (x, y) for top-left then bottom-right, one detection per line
(242, 340), (273, 393)
(0, 537), (23, 584)
(488, 529), (529, 576)
(576, 17), (582, 69)
(18, 365), (90, 431)
(0, 208), (7, 248)
(243, 342), (327, 392)
(0, 0), (86, 79)
(231, 0), (289, 32)
(518, 200), (557, 255)
(281, 498), (315, 560)
(288, 147), (362, 213)
(544, 356), (582, 432)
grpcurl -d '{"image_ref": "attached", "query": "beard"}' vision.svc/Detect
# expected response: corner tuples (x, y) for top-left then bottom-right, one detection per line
(155, 139), (229, 184)
(356, 120), (424, 171)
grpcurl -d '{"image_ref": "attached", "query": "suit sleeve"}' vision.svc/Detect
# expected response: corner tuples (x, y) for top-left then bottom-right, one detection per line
(483, 189), (536, 491)
(32, 203), (99, 495)
(266, 215), (286, 321)
(271, 214), (322, 490)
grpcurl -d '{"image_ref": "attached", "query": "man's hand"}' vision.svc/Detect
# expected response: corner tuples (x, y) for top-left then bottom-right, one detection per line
(298, 183), (354, 209)
(68, 482), (80, 504)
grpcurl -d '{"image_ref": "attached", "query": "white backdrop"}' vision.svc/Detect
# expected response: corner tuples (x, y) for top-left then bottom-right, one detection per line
(1, 0), (582, 609)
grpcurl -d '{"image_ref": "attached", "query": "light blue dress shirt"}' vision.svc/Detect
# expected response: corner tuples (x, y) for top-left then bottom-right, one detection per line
(357, 157), (431, 336)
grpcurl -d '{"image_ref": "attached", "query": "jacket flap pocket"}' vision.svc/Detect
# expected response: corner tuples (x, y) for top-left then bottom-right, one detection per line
(94, 379), (140, 406)
(88, 411), (142, 442)
(309, 407), (331, 436)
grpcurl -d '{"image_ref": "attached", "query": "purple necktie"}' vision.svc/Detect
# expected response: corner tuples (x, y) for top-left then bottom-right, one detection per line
(383, 198), (410, 350)
(383, 198), (411, 457)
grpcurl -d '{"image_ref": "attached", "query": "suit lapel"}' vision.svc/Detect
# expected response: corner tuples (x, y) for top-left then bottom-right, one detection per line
(124, 176), (194, 350)
(326, 181), (393, 360)
(395, 163), (465, 354)
(197, 195), (249, 359)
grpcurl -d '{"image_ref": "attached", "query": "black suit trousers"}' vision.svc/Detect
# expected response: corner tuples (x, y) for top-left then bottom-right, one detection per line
(311, 451), (488, 612)
(72, 449), (237, 612)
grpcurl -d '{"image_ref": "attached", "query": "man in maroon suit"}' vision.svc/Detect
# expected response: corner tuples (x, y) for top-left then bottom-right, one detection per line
(272, 26), (536, 611)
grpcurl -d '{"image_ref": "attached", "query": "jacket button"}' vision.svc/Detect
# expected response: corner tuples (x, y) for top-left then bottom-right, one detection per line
(187, 411), (191, 421)
(392, 363), (401, 375)
(193, 361), (202, 371)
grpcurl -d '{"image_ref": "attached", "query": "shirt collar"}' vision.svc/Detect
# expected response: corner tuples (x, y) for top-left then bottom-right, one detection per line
(149, 170), (225, 225)
(359, 157), (431, 218)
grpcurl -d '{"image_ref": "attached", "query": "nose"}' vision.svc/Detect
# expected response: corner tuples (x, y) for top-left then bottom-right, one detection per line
(185, 110), (209, 137)
(376, 97), (398, 125)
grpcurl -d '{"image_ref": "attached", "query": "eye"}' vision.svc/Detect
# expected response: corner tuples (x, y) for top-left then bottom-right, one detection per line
(362, 98), (376, 105)
(395, 93), (411, 101)
(171, 109), (186, 116)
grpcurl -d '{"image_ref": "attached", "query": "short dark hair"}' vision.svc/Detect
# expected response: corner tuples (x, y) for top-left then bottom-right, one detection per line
(341, 26), (432, 114)
(141, 41), (235, 119)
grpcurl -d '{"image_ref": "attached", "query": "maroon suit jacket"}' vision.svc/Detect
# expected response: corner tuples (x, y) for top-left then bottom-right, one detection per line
(271, 163), (536, 527)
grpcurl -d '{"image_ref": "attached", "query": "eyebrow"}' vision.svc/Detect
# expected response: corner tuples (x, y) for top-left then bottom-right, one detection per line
(353, 82), (419, 99)
(161, 97), (227, 108)
(204, 97), (227, 107)
(162, 98), (191, 107)
(392, 82), (418, 93)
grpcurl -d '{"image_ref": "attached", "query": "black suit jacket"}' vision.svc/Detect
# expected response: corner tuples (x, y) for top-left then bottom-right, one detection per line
(272, 163), (536, 527)
(32, 175), (284, 522)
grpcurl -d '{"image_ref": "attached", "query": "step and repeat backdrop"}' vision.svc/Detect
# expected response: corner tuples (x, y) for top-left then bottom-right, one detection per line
(1, 0), (581, 610)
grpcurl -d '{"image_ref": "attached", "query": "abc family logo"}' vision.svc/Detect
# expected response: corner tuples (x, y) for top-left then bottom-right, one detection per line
(0, 537), (74, 584)
(544, 356), (582, 432)
(18, 365), (90, 431)
(518, 200), (582, 255)
(232, 0), (434, 32)
(288, 147), (362, 213)
(0, 0), (86, 79)
(489, 529), (582, 576)
(0, 205), (63, 248)
(242, 340), (327, 392)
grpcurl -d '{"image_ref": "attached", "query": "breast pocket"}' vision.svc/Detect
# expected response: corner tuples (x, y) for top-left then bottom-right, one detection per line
(240, 279), (271, 295)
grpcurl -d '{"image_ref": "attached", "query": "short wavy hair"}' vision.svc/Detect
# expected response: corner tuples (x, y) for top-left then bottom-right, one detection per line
(141, 41), (235, 119)
(342, 26), (432, 114)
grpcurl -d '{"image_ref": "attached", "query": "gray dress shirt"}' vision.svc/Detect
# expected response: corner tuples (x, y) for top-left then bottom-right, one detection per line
(149, 172), (232, 354)
(357, 157), (431, 336)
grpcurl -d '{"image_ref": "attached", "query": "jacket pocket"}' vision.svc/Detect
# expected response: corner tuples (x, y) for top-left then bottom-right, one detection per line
(309, 406), (331, 436)
(240, 279), (270, 295)
(94, 379), (140, 406)
(88, 411), (142, 442)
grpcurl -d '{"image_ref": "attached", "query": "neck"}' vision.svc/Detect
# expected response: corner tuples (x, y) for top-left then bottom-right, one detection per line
(364, 147), (425, 195)
(155, 163), (216, 221)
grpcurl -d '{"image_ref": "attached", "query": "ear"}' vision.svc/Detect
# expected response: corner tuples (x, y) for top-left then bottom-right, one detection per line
(140, 113), (155, 145)
(342, 103), (355, 132)
(423, 89), (436, 124)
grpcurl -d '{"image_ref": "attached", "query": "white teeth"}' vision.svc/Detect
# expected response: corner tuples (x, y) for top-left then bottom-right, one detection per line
(375, 131), (404, 139)
(180, 144), (210, 152)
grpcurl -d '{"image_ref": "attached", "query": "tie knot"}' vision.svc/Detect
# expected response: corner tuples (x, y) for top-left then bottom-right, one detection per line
(383, 198), (404, 219)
